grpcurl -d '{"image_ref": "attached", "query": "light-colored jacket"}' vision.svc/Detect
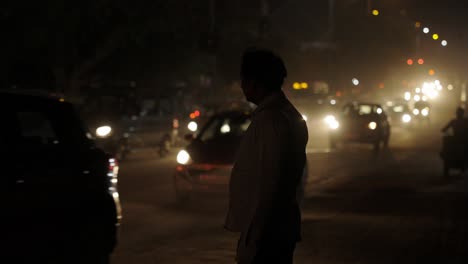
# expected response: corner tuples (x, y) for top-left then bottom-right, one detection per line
(225, 90), (308, 261)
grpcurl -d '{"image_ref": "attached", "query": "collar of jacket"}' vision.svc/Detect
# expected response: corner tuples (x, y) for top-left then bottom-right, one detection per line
(252, 90), (286, 117)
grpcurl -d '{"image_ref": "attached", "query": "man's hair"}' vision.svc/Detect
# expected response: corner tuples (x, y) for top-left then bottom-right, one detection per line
(241, 48), (287, 91)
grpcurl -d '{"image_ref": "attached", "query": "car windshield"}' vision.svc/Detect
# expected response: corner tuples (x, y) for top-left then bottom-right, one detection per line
(198, 114), (251, 142)
(344, 104), (383, 116)
(392, 105), (408, 113)
(414, 102), (430, 109)
(1, 96), (91, 151)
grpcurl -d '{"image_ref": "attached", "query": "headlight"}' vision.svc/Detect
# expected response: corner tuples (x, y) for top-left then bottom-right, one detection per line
(96, 126), (112, 138)
(177, 150), (192, 165)
(301, 114), (308, 121)
(324, 115), (335, 124)
(329, 120), (340, 129)
(324, 115), (339, 130)
(402, 114), (412, 123)
(187, 121), (198, 132)
(368, 122), (377, 130)
(413, 109), (420, 115)
(421, 108), (429, 116)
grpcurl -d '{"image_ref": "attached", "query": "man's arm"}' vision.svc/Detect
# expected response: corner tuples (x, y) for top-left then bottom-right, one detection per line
(442, 120), (453, 133)
(247, 111), (290, 244)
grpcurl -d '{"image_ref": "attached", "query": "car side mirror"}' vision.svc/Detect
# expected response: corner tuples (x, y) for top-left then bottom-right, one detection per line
(184, 134), (195, 141)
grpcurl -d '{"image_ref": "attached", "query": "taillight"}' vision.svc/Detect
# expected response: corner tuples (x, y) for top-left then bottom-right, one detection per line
(108, 158), (119, 189)
(107, 157), (122, 223)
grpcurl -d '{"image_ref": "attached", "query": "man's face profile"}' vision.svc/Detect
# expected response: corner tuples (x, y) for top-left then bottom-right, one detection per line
(241, 77), (256, 104)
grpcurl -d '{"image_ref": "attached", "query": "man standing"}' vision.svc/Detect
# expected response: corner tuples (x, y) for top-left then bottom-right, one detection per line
(225, 48), (308, 264)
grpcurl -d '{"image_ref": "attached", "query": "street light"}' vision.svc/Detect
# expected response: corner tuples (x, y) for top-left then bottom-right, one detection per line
(418, 58), (424, 65)
(423, 27), (430, 34)
(441, 40), (448, 46)
(432, 34), (439, 40)
(372, 9), (379, 16)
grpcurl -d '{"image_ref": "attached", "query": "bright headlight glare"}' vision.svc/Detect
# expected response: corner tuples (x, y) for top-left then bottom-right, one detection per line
(324, 115), (339, 130)
(329, 120), (340, 130)
(96, 126), (112, 137)
(421, 108), (429, 116)
(413, 109), (420, 115)
(188, 121), (198, 132)
(368, 122), (377, 130)
(176, 150), (191, 165)
(402, 114), (412, 123)
(324, 115), (336, 124)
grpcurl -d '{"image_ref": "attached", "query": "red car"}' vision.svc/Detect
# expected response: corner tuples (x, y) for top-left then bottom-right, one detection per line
(173, 111), (251, 201)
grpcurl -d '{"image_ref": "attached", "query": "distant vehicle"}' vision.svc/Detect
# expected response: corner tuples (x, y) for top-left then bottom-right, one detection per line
(440, 134), (467, 177)
(440, 112), (468, 177)
(327, 102), (391, 150)
(173, 110), (308, 202)
(79, 95), (136, 161)
(386, 102), (413, 127)
(83, 113), (132, 161)
(412, 101), (431, 124)
(2, 91), (121, 262)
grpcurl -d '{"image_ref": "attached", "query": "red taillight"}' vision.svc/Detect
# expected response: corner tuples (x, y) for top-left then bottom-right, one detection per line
(173, 119), (180, 129)
(108, 158), (119, 177)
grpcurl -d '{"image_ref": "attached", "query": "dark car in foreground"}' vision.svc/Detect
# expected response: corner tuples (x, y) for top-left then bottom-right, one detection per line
(327, 102), (391, 150)
(1, 91), (121, 263)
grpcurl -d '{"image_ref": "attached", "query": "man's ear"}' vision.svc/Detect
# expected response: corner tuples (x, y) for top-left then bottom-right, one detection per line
(251, 79), (265, 92)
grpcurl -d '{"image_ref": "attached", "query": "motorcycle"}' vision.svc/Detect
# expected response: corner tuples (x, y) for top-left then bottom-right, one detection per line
(440, 133), (467, 177)
(86, 115), (132, 161)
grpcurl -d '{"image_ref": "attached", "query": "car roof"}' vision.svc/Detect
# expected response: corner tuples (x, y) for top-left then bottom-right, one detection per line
(0, 90), (67, 105)
(347, 102), (383, 107)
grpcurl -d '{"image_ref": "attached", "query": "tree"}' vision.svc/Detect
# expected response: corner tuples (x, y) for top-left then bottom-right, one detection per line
(1, 0), (205, 95)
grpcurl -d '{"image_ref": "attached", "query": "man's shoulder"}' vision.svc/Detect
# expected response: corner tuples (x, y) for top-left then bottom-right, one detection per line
(255, 107), (289, 125)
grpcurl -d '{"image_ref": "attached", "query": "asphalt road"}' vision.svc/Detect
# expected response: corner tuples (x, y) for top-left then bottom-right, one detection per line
(111, 104), (468, 264)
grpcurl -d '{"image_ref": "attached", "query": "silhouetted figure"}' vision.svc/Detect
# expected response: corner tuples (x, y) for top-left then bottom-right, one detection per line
(225, 48), (308, 264)
(442, 107), (467, 139)
(441, 107), (468, 176)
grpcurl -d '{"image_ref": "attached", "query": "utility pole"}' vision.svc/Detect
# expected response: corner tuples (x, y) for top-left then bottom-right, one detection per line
(209, 0), (217, 100)
(259, 0), (270, 39)
(367, 0), (372, 16)
(210, 0), (216, 33)
(328, 0), (335, 39)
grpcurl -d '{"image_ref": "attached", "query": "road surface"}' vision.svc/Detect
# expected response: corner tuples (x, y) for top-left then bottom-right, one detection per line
(111, 105), (468, 263)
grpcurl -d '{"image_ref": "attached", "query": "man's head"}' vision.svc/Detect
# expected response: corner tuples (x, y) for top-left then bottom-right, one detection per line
(240, 48), (287, 105)
(456, 107), (465, 119)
